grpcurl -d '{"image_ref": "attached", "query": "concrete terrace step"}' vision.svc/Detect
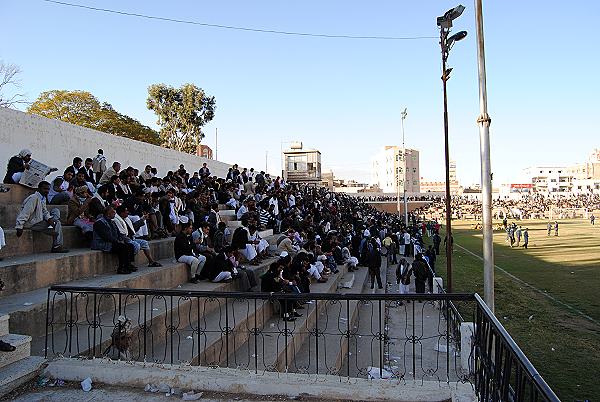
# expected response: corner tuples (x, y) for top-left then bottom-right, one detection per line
(0, 315), (8, 336)
(0, 356), (46, 398)
(0, 226), (88, 259)
(219, 209), (236, 217)
(0, 333), (31, 370)
(2, 257), (189, 340)
(35, 256), (278, 359)
(0, 238), (175, 297)
(228, 264), (352, 374)
(0, 184), (35, 205)
(290, 267), (371, 376)
(0, 204), (68, 228)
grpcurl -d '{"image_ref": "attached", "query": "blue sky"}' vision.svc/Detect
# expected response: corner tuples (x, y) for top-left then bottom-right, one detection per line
(2, 0), (599, 185)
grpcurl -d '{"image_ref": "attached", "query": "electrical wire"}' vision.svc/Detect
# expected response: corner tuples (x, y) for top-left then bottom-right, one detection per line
(41, 0), (437, 41)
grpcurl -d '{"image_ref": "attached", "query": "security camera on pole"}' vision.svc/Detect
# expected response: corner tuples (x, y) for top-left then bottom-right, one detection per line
(437, 5), (467, 293)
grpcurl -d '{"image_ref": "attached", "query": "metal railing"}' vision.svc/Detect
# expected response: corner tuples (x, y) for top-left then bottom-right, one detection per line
(44, 285), (560, 401)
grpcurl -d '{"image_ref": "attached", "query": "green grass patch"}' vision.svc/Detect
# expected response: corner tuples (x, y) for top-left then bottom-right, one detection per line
(433, 219), (600, 401)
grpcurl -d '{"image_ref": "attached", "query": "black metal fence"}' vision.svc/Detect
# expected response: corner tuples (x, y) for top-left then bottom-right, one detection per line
(44, 286), (559, 401)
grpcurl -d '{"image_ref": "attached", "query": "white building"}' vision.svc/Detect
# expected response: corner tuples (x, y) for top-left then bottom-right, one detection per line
(523, 166), (572, 194)
(371, 146), (420, 193)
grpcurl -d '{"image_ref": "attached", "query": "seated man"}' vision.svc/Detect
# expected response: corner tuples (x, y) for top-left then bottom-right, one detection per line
(276, 230), (299, 257)
(70, 170), (95, 195)
(15, 181), (68, 253)
(48, 170), (74, 205)
(66, 186), (95, 240)
(91, 206), (136, 274)
(4, 149), (58, 184)
(174, 221), (206, 283)
(113, 205), (162, 268)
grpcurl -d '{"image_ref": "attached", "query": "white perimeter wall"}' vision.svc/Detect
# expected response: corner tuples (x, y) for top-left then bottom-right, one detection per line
(0, 108), (232, 182)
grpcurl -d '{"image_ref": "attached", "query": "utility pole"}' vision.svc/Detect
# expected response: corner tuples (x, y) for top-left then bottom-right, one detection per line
(265, 150), (268, 173)
(215, 128), (218, 161)
(475, 0), (494, 311)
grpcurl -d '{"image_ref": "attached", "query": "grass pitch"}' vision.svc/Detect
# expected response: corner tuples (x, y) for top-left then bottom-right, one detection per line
(434, 219), (600, 401)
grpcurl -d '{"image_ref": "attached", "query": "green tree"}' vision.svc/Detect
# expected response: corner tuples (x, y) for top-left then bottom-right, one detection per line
(27, 90), (160, 145)
(146, 83), (216, 153)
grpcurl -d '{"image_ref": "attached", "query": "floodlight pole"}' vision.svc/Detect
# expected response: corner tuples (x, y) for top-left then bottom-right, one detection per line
(401, 109), (409, 227)
(440, 27), (453, 293)
(474, 0), (494, 312)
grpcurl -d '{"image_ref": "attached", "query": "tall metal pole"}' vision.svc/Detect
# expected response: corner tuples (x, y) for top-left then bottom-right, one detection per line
(401, 110), (409, 226)
(396, 163), (401, 218)
(215, 128), (218, 160)
(475, 0), (494, 311)
(441, 28), (453, 293)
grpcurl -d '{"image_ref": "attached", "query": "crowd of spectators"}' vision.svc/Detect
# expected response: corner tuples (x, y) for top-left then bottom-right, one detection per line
(2, 147), (445, 324)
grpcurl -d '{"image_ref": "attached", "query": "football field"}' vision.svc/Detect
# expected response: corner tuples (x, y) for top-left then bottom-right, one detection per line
(434, 219), (600, 401)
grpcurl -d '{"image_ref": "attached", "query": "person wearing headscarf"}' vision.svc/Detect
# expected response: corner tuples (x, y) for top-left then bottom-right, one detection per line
(4, 149), (32, 184)
(3, 149), (58, 184)
(66, 185), (95, 239)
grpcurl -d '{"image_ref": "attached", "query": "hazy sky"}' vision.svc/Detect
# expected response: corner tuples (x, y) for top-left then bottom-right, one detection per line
(2, 0), (599, 185)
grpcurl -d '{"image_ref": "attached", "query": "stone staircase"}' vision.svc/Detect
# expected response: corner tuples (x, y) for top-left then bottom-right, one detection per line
(0, 314), (46, 396)
(0, 184), (279, 393)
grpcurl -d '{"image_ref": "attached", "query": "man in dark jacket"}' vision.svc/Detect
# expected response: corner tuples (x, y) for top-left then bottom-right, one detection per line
(174, 221), (206, 283)
(367, 238), (383, 290)
(91, 206), (135, 274)
(412, 253), (429, 294)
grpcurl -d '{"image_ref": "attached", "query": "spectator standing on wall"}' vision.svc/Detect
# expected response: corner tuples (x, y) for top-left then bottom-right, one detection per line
(92, 149), (107, 184)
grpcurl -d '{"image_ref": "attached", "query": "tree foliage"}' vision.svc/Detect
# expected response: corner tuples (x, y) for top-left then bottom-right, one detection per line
(146, 83), (216, 154)
(27, 90), (160, 145)
(0, 61), (27, 108)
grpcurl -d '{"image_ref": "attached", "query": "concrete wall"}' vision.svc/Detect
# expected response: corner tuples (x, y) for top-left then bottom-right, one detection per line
(0, 108), (232, 181)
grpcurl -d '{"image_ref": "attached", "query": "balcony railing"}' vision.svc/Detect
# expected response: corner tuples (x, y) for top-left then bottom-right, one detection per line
(44, 286), (560, 401)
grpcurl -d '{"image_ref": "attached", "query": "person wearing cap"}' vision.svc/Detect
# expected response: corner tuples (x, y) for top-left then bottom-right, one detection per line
(66, 185), (96, 240)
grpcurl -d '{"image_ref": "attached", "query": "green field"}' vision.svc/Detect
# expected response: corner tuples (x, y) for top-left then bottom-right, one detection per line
(434, 219), (600, 402)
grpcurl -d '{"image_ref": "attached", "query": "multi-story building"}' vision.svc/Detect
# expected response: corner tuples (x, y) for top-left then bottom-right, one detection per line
(419, 160), (461, 194)
(195, 144), (213, 159)
(283, 142), (321, 185)
(523, 166), (572, 194)
(371, 146), (420, 193)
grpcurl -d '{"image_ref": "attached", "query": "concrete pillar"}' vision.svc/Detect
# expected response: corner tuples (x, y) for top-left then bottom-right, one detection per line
(460, 322), (475, 372)
(433, 277), (443, 294)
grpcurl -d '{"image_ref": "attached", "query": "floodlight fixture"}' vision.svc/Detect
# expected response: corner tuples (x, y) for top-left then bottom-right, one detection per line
(437, 5), (465, 28)
(447, 31), (468, 49)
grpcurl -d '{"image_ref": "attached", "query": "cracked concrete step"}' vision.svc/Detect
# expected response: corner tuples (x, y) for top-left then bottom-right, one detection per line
(0, 238), (175, 297)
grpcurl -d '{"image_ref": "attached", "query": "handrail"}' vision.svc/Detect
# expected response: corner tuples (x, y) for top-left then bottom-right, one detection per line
(474, 294), (561, 402)
(48, 285), (474, 301)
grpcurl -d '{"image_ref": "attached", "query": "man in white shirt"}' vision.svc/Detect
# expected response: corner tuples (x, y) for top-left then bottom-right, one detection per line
(15, 181), (68, 253)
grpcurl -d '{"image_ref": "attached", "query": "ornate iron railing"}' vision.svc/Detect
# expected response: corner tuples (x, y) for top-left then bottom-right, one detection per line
(44, 286), (560, 401)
